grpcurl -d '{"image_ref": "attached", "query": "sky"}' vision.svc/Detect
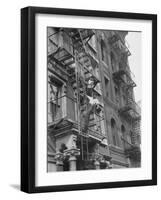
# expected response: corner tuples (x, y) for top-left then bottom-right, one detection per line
(126, 32), (142, 103)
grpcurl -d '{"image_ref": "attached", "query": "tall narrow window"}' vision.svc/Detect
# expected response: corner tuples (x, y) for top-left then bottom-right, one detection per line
(115, 86), (119, 104)
(48, 80), (62, 122)
(130, 131), (136, 145)
(110, 52), (115, 72)
(111, 118), (117, 146)
(123, 95), (126, 106)
(121, 125), (126, 148)
(119, 62), (122, 70)
(104, 77), (109, 97)
(101, 39), (106, 62)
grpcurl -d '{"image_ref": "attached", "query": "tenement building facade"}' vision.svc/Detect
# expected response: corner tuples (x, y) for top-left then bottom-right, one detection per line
(47, 28), (141, 172)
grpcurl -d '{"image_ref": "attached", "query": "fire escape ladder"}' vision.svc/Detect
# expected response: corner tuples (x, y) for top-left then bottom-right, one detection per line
(113, 53), (136, 89)
(108, 31), (131, 56)
(70, 29), (104, 161)
(119, 88), (138, 120)
(48, 28), (105, 162)
(70, 29), (91, 160)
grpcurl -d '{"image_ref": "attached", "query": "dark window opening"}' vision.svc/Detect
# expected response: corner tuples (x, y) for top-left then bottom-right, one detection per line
(110, 52), (115, 72)
(121, 125), (126, 148)
(48, 80), (62, 122)
(115, 86), (119, 104)
(104, 77), (109, 97)
(111, 118), (117, 146)
(101, 39), (106, 62)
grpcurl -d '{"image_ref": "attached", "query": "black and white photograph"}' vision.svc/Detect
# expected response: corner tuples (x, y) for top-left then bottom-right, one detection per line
(20, 6), (157, 193)
(47, 27), (142, 172)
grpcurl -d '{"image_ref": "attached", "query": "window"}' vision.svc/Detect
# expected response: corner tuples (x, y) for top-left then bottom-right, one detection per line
(48, 80), (62, 122)
(115, 86), (119, 103)
(110, 52), (115, 72)
(130, 131), (136, 145)
(104, 77), (109, 97)
(111, 118), (117, 146)
(123, 95), (126, 106)
(121, 125), (126, 148)
(119, 62), (123, 70)
(101, 39), (106, 62)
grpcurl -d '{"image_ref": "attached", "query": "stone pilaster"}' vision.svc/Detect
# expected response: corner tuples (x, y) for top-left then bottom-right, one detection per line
(64, 148), (80, 171)
(55, 152), (64, 171)
(92, 153), (102, 170)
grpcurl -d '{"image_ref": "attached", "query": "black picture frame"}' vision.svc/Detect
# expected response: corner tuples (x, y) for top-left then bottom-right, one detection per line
(21, 6), (157, 193)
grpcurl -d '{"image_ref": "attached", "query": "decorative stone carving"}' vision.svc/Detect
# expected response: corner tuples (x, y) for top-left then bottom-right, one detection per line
(64, 148), (80, 158)
(62, 84), (67, 95)
(55, 152), (65, 171)
(101, 137), (108, 146)
(71, 135), (77, 148)
(64, 148), (80, 171)
(93, 153), (103, 162)
(94, 143), (100, 154)
(91, 152), (103, 170)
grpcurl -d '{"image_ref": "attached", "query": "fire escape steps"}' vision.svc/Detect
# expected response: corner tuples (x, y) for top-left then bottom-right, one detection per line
(108, 32), (131, 56)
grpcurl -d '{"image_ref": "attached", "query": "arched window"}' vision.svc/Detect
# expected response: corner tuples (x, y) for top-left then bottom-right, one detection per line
(48, 76), (63, 123)
(111, 118), (117, 146)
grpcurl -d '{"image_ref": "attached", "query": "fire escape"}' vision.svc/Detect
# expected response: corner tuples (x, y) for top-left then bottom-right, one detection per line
(48, 28), (111, 169)
(109, 31), (141, 163)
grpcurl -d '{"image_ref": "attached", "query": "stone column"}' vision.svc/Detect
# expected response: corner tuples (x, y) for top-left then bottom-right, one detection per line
(93, 153), (102, 170)
(64, 148), (80, 171)
(55, 152), (64, 171)
(69, 155), (77, 171)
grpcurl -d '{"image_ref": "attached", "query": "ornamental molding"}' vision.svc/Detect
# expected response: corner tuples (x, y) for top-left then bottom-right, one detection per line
(55, 152), (65, 163)
(64, 148), (80, 158)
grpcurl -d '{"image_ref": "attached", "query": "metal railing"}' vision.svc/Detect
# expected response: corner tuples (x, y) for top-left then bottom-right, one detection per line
(109, 31), (131, 56)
